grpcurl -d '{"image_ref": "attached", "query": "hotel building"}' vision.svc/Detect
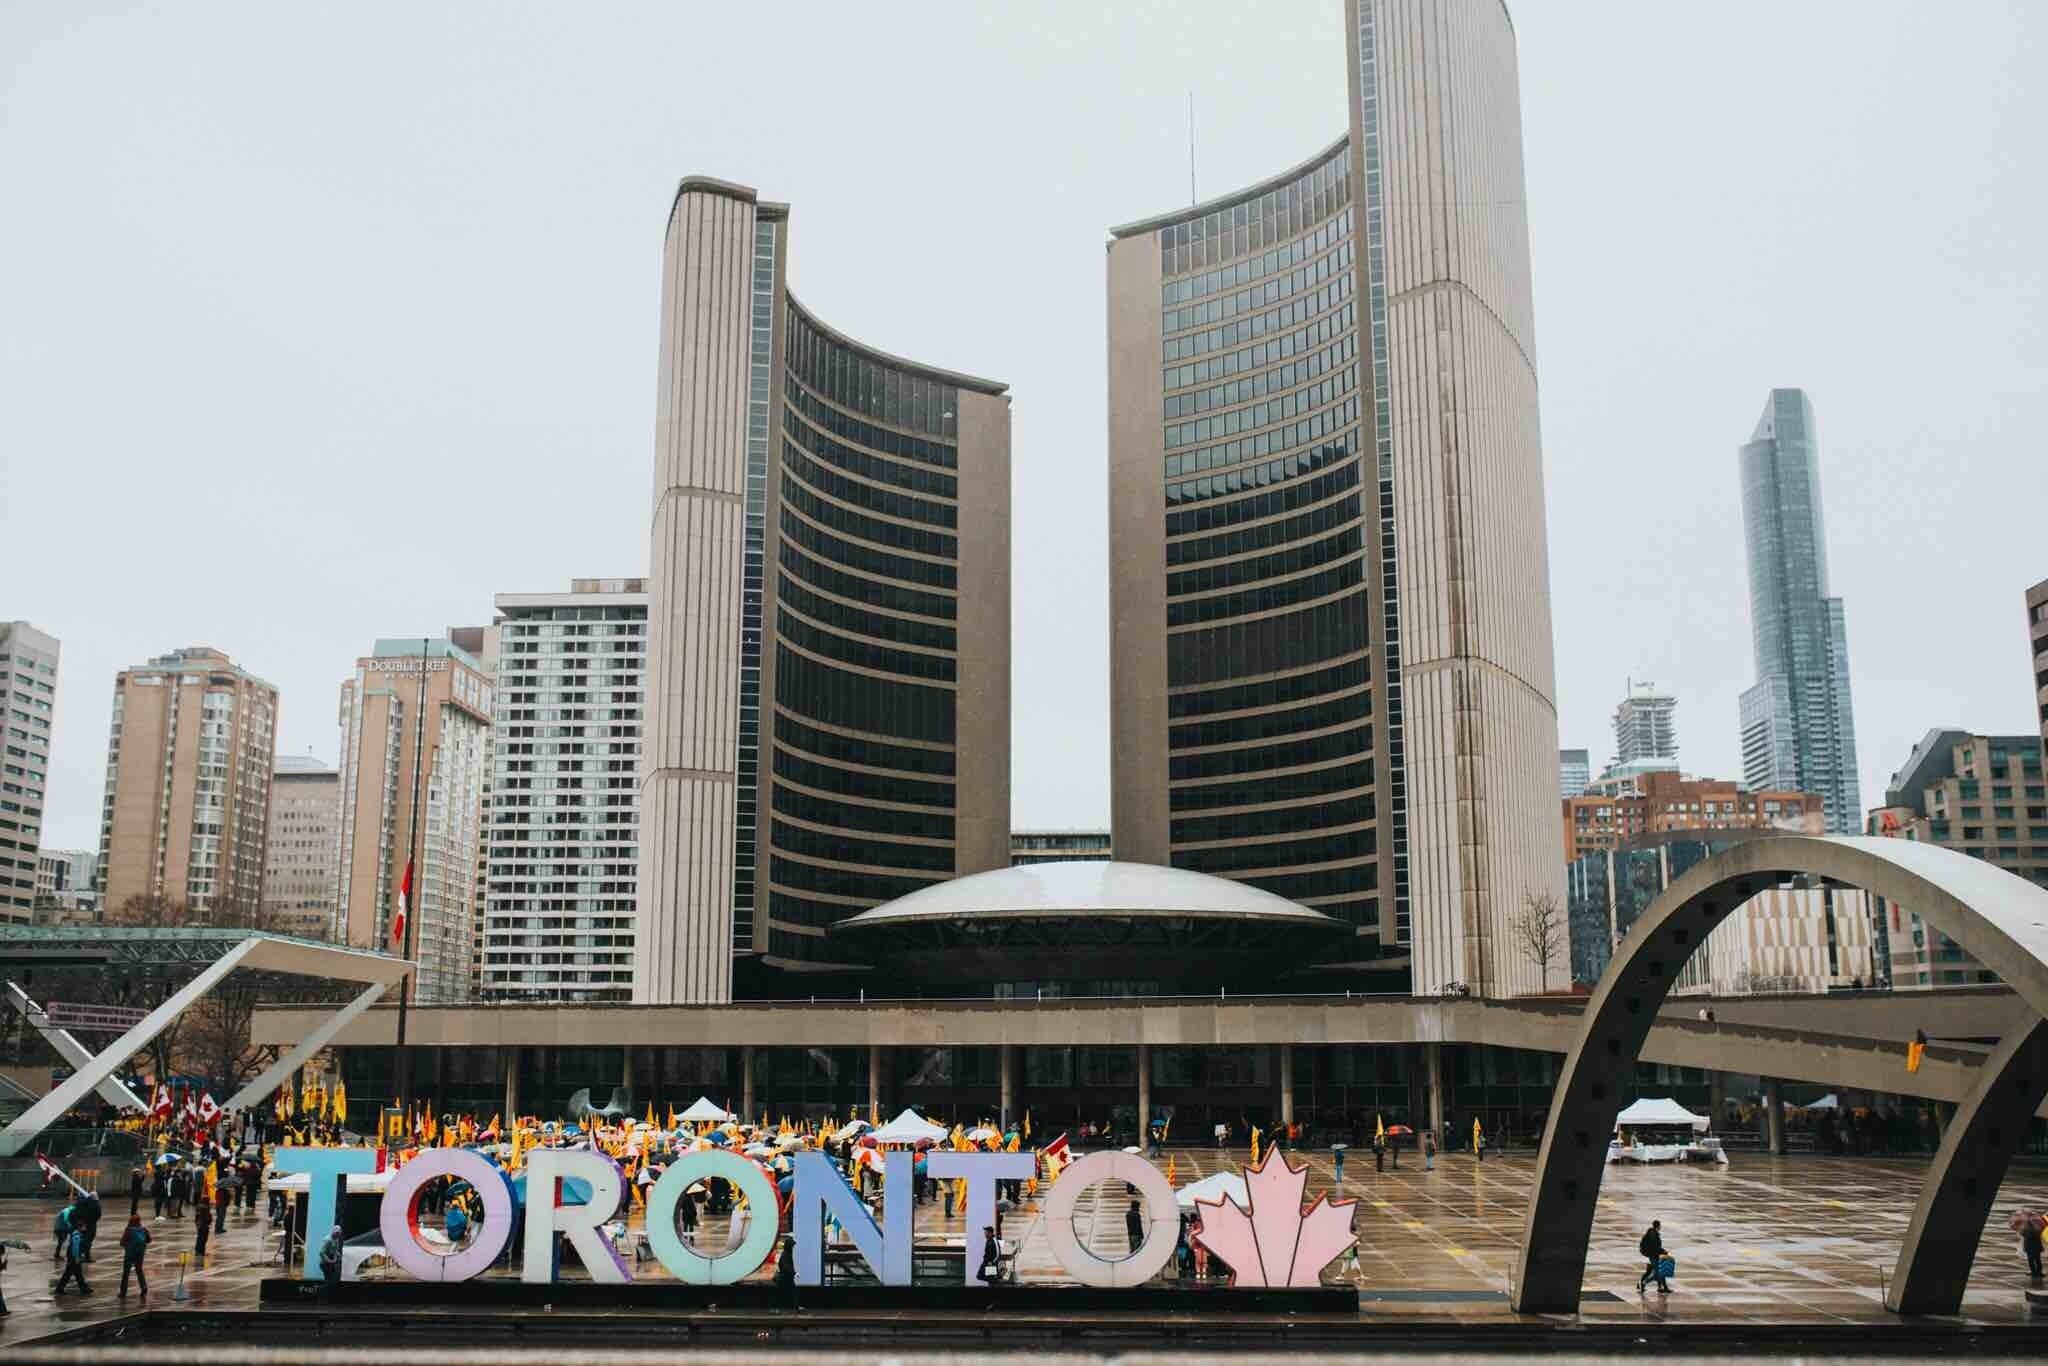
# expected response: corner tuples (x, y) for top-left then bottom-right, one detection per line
(0, 622), (58, 922)
(262, 755), (340, 941)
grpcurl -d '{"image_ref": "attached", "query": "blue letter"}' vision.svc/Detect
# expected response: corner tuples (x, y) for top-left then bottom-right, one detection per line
(792, 1148), (911, 1285)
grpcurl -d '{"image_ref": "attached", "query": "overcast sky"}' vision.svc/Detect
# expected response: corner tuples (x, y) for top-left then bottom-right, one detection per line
(5, 2), (2045, 853)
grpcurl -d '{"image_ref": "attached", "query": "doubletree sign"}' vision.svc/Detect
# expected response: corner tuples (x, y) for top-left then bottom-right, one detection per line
(273, 1145), (1356, 1288)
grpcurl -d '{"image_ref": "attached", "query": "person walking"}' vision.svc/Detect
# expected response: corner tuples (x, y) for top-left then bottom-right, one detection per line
(55, 1220), (90, 1295)
(128, 1164), (145, 1217)
(1637, 1220), (1670, 1294)
(774, 1232), (799, 1308)
(117, 1215), (151, 1297)
(977, 1225), (1003, 1285)
(1125, 1199), (1145, 1255)
(679, 1188), (699, 1243)
(1373, 1135), (1385, 1173)
(192, 1191), (211, 1261)
(2021, 1213), (2045, 1282)
(1333, 1146), (1345, 1183)
(0, 1233), (11, 1316)
(1424, 1131), (1436, 1170)
(151, 1164), (168, 1220)
(52, 1201), (75, 1265)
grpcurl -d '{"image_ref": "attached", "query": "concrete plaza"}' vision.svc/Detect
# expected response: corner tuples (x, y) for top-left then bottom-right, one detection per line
(1, 1148), (2042, 1348)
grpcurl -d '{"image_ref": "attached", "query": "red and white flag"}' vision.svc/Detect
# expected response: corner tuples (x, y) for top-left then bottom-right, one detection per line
(35, 1152), (63, 1186)
(1041, 1132), (1072, 1180)
(181, 1087), (200, 1129)
(150, 1082), (173, 1120)
(391, 857), (413, 951)
(196, 1091), (222, 1125)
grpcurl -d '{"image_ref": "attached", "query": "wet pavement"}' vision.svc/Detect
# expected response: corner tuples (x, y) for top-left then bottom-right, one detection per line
(1, 1148), (2042, 1346)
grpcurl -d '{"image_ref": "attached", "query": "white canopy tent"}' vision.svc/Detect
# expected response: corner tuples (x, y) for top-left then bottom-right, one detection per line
(1798, 1093), (1841, 1111)
(678, 1097), (736, 1124)
(868, 1107), (948, 1144)
(1176, 1170), (1250, 1211)
(1613, 1097), (1710, 1134)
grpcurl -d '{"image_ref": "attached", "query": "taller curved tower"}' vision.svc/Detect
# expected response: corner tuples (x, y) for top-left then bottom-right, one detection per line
(1107, 0), (1562, 996)
(638, 178), (1011, 1004)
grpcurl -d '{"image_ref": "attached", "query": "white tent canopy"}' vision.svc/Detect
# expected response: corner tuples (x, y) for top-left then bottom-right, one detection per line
(1177, 1170), (1250, 1210)
(869, 1107), (948, 1144)
(1798, 1093), (1841, 1111)
(678, 1097), (735, 1123)
(1613, 1097), (1710, 1133)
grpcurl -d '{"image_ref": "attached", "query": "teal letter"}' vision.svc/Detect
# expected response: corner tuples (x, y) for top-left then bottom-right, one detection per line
(271, 1146), (378, 1279)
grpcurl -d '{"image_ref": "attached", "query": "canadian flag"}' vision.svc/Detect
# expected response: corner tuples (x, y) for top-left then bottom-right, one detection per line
(1040, 1132), (1072, 1180)
(196, 1091), (222, 1126)
(150, 1083), (173, 1120)
(181, 1087), (200, 1130)
(35, 1152), (63, 1186)
(391, 857), (413, 951)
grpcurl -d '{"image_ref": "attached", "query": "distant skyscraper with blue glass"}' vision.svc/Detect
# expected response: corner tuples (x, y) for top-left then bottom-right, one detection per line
(1737, 388), (1861, 833)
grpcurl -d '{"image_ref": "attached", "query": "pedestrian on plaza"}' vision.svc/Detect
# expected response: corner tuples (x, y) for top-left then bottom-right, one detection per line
(117, 1215), (150, 1297)
(1125, 1199), (1145, 1255)
(1474, 1120), (1486, 1163)
(1424, 1131), (1436, 1170)
(78, 1192), (102, 1261)
(128, 1164), (144, 1216)
(977, 1225), (1003, 1285)
(192, 1191), (211, 1260)
(150, 1164), (168, 1219)
(52, 1200), (75, 1265)
(1391, 1132), (1400, 1169)
(774, 1232), (799, 1307)
(1333, 1146), (1345, 1183)
(55, 1220), (90, 1295)
(942, 1181), (956, 1219)
(0, 1233), (12, 1316)
(1636, 1220), (1670, 1294)
(1373, 1135), (1384, 1173)
(318, 1225), (343, 1291)
(2019, 1212), (2045, 1281)
(679, 1188), (699, 1242)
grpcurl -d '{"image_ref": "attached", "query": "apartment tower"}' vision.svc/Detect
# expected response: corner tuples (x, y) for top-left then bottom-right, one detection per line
(638, 179), (1012, 1003)
(1738, 388), (1861, 832)
(1106, 0), (1563, 996)
(486, 578), (646, 1000)
(97, 647), (276, 918)
(0, 622), (59, 922)
(262, 754), (340, 941)
(335, 638), (492, 1002)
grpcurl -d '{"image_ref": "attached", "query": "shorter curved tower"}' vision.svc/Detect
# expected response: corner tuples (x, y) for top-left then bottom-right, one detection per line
(638, 178), (1011, 1004)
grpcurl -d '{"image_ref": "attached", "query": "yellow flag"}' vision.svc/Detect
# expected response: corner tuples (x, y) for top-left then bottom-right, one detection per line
(1023, 1111), (1032, 1140)
(647, 1101), (656, 1128)
(1165, 1155), (1177, 1187)
(331, 1079), (347, 1124)
(1250, 1125), (1262, 1167)
(1375, 1113), (1385, 1141)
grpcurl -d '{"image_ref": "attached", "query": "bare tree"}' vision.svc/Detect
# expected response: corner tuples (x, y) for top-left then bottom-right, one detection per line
(1511, 889), (1565, 991)
(106, 891), (277, 1094)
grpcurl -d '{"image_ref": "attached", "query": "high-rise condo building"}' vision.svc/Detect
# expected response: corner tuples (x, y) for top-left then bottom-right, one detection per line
(638, 179), (1012, 1004)
(0, 622), (59, 922)
(1611, 682), (1678, 768)
(1738, 388), (1861, 832)
(486, 579), (646, 1000)
(2028, 578), (2048, 761)
(1557, 749), (1590, 798)
(1106, 0), (1563, 996)
(97, 647), (276, 918)
(263, 754), (339, 941)
(335, 638), (492, 1002)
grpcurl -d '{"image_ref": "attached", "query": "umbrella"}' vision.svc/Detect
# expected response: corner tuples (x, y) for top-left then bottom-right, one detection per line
(704, 1131), (730, 1146)
(967, 1127), (1000, 1141)
(1176, 1171), (1250, 1211)
(153, 1153), (184, 1167)
(511, 1173), (594, 1204)
(858, 1135), (878, 1148)
(1330, 1142), (1349, 1152)
(1387, 1125), (1414, 1136)
(2008, 1209), (2047, 1234)
(743, 1143), (773, 1156)
(777, 1175), (795, 1196)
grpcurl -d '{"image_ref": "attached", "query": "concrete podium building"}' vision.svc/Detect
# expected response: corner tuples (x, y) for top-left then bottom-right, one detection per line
(638, 178), (1012, 1004)
(1106, 0), (1563, 997)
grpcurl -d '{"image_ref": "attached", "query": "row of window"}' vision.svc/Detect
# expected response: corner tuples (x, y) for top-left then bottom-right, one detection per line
(1168, 593), (1370, 690)
(783, 473), (957, 560)
(785, 306), (962, 442)
(1168, 525), (1362, 600)
(782, 374), (958, 471)
(775, 643), (955, 745)
(1171, 791), (1373, 846)
(1157, 150), (1350, 279)
(784, 431), (957, 527)
(769, 853), (941, 905)
(1175, 826), (1374, 874)
(1162, 205), (1354, 306)
(1169, 685), (1371, 751)
(780, 508), (956, 591)
(772, 743), (954, 809)
(1168, 555), (1364, 629)
(1170, 757), (1375, 814)
(773, 712), (955, 779)
(771, 818), (954, 874)
(1165, 341), (1357, 449)
(1167, 418), (1361, 508)
(1169, 655), (1369, 721)
(1234, 859), (1376, 903)
(1164, 275), (1354, 365)
(1166, 328), (1358, 430)
(1166, 450), (1360, 540)
(1162, 287), (1360, 400)
(778, 607), (956, 684)
(780, 541), (955, 622)
(1169, 722), (1371, 783)
(776, 574), (956, 653)
(1162, 235), (1355, 336)
(772, 783), (955, 841)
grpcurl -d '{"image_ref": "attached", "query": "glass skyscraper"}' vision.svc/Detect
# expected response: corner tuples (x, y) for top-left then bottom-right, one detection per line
(1738, 388), (1861, 833)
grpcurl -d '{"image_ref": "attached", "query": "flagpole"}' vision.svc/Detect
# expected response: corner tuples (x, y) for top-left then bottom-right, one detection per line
(395, 636), (430, 1116)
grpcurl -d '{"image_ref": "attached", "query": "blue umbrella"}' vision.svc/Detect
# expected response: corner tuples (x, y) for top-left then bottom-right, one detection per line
(511, 1173), (594, 1204)
(777, 1175), (795, 1196)
(704, 1131), (730, 1146)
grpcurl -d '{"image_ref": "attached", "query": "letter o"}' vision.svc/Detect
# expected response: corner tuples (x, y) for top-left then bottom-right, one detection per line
(379, 1149), (512, 1282)
(1041, 1151), (1180, 1287)
(646, 1150), (780, 1284)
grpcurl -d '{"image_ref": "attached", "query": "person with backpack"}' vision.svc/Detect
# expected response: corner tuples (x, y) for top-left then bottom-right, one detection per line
(318, 1225), (344, 1290)
(118, 1215), (151, 1297)
(1637, 1219), (1671, 1294)
(55, 1221), (90, 1295)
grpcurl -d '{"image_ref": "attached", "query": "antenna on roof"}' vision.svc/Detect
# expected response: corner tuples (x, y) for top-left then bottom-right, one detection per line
(1188, 91), (1197, 205)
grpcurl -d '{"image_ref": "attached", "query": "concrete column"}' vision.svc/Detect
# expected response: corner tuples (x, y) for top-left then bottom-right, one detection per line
(1765, 1078), (1784, 1154)
(1707, 1070), (1726, 1126)
(741, 1045), (757, 1122)
(868, 1044), (883, 1119)
(620, 1046), (635, 1105)
(503, 1046), (521, 1122)
(1425, 1043), (1444, 1141)
(1137, 1043), (1151, 1142)
(1277, 1043), (1295, 1127)
(999, 1045), (1017, 1129)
